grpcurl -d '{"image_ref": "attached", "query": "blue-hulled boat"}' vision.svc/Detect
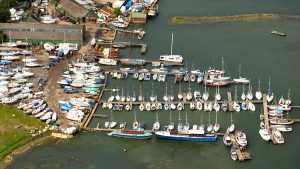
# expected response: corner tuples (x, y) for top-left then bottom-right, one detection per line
(155, 130), (217, 142)
(108, 129), (152, 139)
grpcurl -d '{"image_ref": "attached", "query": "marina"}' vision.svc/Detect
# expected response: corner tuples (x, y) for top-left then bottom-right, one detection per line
(1, 0), (300, 168)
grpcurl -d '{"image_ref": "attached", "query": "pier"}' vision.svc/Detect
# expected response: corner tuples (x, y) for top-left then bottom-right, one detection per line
(81, 76), (107, 128)
(262, 94), (269, 129)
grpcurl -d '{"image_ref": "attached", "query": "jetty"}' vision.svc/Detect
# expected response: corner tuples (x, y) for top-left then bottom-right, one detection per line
(262, 94), (269, 129)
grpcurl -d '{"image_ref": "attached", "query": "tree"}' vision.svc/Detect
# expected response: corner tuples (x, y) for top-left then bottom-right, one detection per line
(51, 0), (60, 8)
(0, 7), (10, 23)
(114, 8), (122, 16)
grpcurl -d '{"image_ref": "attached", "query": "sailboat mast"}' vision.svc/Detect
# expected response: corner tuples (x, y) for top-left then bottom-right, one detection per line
(169, 110), (172, 123)
(268, 76), (271, 92)
(221, 57), (225, 72)
(170, 33), (173, 55)
(234, 85), (237, 101)
(238, 64), (241, 78)
(258, 77), (261, 91)
(185, 111), (188, 124)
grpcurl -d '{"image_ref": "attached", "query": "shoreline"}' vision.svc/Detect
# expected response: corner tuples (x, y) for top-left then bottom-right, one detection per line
(171, 13), (281, 24)
(0, 133), (52, 169)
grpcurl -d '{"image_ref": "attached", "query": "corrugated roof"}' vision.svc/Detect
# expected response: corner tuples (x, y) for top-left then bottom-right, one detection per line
(131, 12), (147, 19)
(59, 0), (89, 18)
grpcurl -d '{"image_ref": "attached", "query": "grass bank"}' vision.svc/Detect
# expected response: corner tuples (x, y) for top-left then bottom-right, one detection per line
(0, 104), (47, 162)
(171, 13), (281, 24)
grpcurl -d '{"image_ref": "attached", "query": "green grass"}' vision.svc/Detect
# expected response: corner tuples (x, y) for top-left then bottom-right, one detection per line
(0, 104), (46, 161)
(171, 13), (281, 24)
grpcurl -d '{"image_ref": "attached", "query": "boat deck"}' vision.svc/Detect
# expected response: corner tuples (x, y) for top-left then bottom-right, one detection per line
(236, 149), (252, 161)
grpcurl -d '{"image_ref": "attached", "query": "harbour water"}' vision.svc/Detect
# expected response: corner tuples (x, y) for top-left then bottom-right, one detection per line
(7, 0), (300, 168)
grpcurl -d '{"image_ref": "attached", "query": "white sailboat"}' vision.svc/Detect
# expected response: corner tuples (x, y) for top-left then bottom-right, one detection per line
(241, 84), (246, 101)
(150, 83), (157, 102)
(266, 76), (274, 103)
(169, 84), (175, 101)
(163, 83), (169, 102)
(138, 85), (143, 102)
(183, 111), (190, 130)
(213, 111), (220, 132)
(120, 88), (125, 102)
(228, 112), (235, 133)
(159, 33), (183, 63)
(246, 81), (253, 100)
(207, 112), (213, 133)
(186, 83), (193, 101)
(133, 111), (139, 130)
(213, 100), (220, 112)
(177, 111), (183, 130)
(109, 111), (117, 128)
(233, 86), (241, 112)
(255, 77), (262, 100)
(215, 86), (221, 101)
(167, 110), (175, 131)
(115, 86), (120, 101)
(178, 83), (183, 100)
(233, 64), (250, 84)
(202, 83), (209, 101)
(152, 111), (160, 131)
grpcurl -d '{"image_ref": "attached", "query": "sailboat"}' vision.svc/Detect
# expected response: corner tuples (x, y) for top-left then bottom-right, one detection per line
(152, 111), (160, 131)
(183, 111), (190, 130)
(178, 83), (183, 100)
(207, 112), (213, 133)
(109, 111), (117, 128)
(115, 86), (120, 101)
(213, 100), (220, 112)
(121, 88), (126, 102)
(213, 111), (220, 132)
(163, 83), (169, 102)
(159, 33), (183, 63)
(241, 84), (246, 101)
(233, 64), (250, 84)
(202, 83), (209, 101)
(131, 85), (137, 102)
(246, 80), (253, 100)
(133, 111), (139, 130)
(167, 110), (175, 131)
(285, 88), (292, 105)
(138, 85), (143, 102)
(198, 112), (205, 133)
(169, 84), (175, 101)
(126, 90), (131, 102)
(255, 77), (262, 100)
(108, 90), (115, 102)
(150, 83), (157, 102)
(233, 86), (241, 112)
(228, 112), (235, 133)
(186, 83), (193, 101)
(266, 76), (274, 103)
(215, 86), (221, 101)
(177, 111), (183, 130)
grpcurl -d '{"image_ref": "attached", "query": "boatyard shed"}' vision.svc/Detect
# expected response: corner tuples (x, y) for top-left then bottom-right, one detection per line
(57, 0), (89, 23)
(0, 23), (84, 45)
(131, 12), (147, 24)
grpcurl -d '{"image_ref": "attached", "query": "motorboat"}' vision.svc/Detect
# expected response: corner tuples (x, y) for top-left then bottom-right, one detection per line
(248, 102), (256, 111)
(159, 33), (183, 63)
(233, 102), (240, 112)
(259, 128), (271, 141)
(235, 130), (247, 148)
(270, 125), (292, 132)
(271, 30), (286, 37)
(98, 58), (117, 65)
(271, 129), (284, 144)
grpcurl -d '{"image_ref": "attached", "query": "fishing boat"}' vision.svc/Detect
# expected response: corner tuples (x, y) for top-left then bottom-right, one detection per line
(234, 130), (248, 148)
(159, 33), (183, 63)
(98, 58), (117, 65)
(271, 129), (284, 144)
(152, 112), (160, 131)
(266, 77), (274, 103)
(120, 59), (146, 66)
(271, 30), (286, 37)
(259, 128), (271, 141)
(255, 77), (262, 100)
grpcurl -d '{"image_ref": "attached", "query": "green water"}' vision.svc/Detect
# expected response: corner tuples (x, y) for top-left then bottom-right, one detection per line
(7, 0), (300, 168)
